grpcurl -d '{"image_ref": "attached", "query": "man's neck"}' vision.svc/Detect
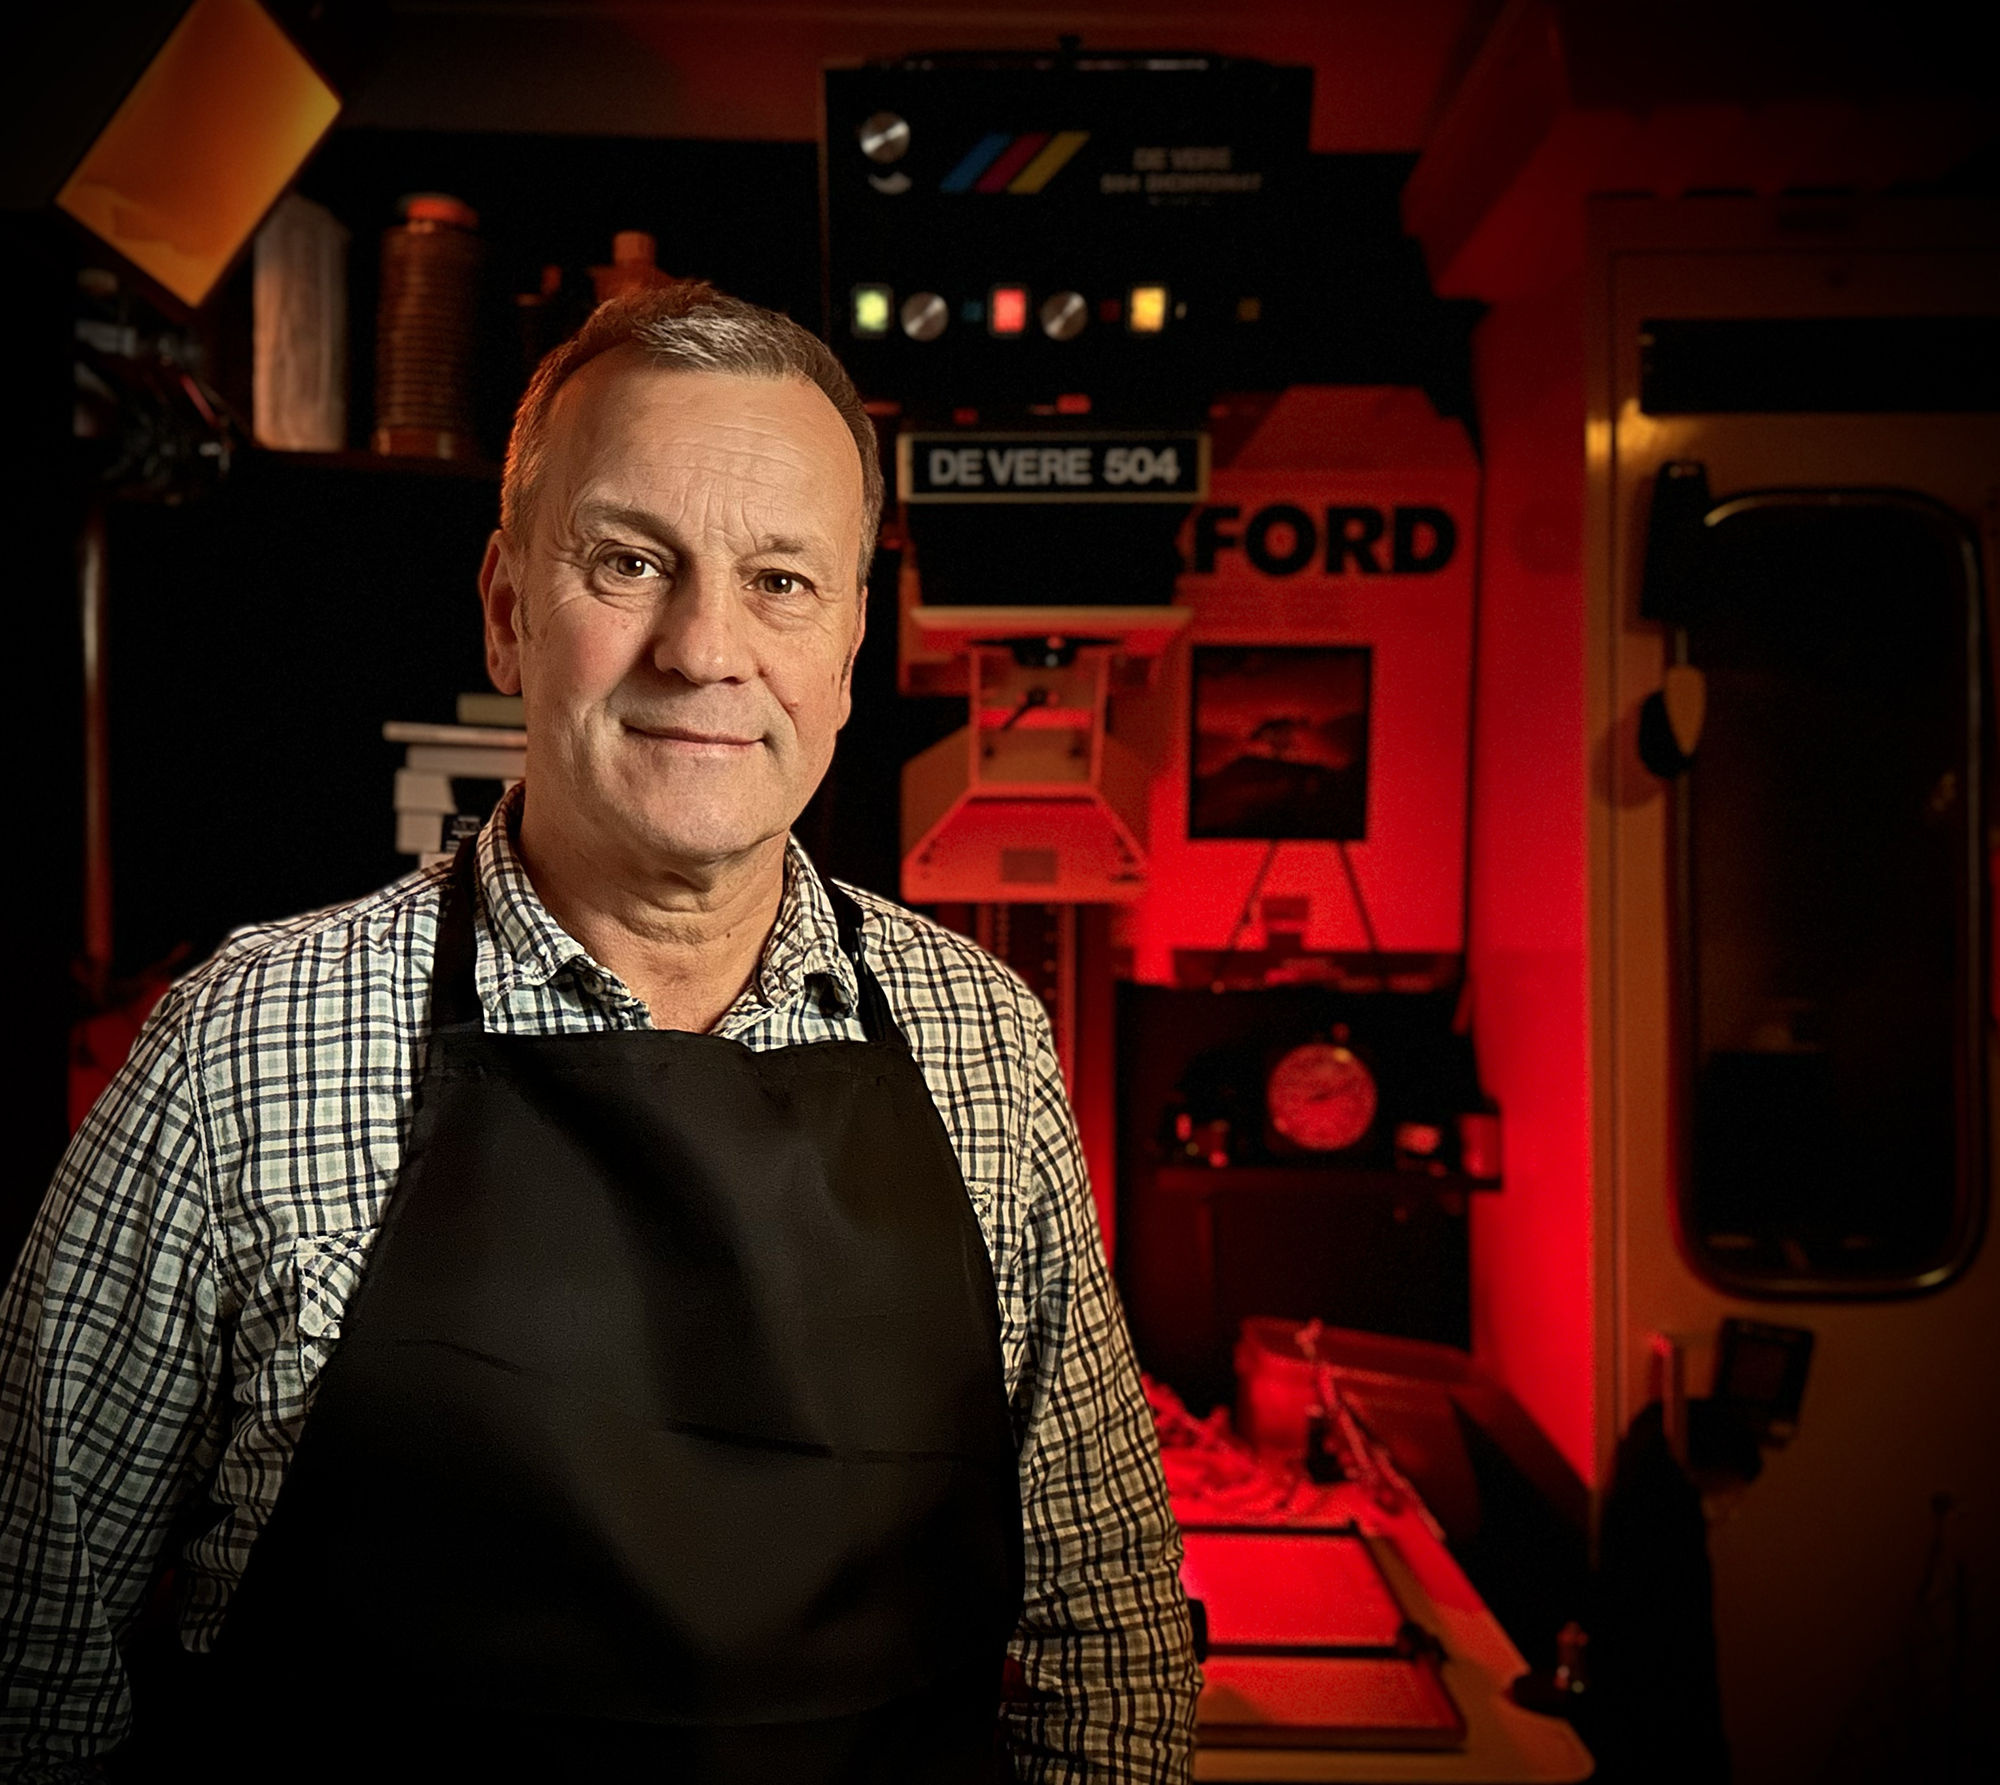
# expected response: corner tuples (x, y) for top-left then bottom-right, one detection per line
(514, 807), (788, 1034)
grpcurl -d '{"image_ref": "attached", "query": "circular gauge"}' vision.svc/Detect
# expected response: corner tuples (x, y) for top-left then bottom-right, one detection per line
(858, 112), (910, 164)
(1266, 1040), (1378, 1153)
(1039, 290), (1088, 341)
(900, 292), (949, 341)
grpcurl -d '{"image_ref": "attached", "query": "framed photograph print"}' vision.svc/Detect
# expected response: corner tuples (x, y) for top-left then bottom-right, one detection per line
(1188, 645), (1373, 841)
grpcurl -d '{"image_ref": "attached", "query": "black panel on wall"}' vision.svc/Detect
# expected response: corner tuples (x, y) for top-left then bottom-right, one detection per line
(104, 459), (497, 976)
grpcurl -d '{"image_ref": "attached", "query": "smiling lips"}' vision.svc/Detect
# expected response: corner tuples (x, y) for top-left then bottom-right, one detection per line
(623, 721), (763, 749)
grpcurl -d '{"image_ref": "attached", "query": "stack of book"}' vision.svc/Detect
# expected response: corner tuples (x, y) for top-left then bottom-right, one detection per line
(386, 694), (524, 867)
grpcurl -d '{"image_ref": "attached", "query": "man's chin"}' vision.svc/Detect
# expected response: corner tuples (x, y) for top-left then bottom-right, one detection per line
(524, 760), (808, 878)
(608, 799), (792, 875)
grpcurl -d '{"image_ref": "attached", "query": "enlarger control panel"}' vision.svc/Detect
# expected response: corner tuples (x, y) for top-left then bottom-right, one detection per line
(824, 49), (1311, 420)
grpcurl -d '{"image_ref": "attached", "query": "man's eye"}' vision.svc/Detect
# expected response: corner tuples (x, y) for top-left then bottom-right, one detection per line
(600, 552), (657, 581)
(755, 570), (810, 597)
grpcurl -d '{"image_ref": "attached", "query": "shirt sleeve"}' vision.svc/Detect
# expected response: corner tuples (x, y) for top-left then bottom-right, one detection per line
(1001, 1010), (1201, 1782)
(0, 991), (226, 1773)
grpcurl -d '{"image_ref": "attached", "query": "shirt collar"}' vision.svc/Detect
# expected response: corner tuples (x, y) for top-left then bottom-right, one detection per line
(471, 782), (861, 1023)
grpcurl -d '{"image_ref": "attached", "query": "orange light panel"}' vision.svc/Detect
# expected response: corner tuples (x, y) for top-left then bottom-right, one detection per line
(56, 0), (340, 307)
(1128, 285), (1169, 334)
(989, 285), (1029, 337)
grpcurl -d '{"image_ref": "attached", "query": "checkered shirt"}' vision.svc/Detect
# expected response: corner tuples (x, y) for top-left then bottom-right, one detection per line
(0, 788), (1197, 1780)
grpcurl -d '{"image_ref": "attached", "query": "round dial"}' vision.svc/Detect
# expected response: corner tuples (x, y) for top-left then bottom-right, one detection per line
(857, 112), (910, 164)
(1267, 1041), (1378, 1153)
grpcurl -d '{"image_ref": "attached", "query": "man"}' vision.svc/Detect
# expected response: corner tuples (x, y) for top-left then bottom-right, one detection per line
(0, 283), (1198, 1781)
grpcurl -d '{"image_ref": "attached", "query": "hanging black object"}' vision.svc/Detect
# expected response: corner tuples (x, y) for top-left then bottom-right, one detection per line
(1637, 464), (1716, 777)
(1584, 1403), (1733, 1784)
(1639, 460), (1714, 624)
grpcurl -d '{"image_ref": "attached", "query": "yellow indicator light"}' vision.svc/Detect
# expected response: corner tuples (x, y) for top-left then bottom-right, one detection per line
(850, 284), (892, 337)
(1128, 285), (1169, 334)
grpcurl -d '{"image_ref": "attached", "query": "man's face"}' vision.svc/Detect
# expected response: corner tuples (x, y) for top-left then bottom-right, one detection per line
(481, 352), (866, 878)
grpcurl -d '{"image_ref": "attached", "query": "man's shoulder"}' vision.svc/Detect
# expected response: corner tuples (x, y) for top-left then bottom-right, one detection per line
(831, 882), (1050, 1041)
(164, 862), (449, 1033)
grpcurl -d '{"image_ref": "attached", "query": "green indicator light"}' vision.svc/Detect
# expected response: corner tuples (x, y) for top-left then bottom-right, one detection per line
(851, 285), (892, 338)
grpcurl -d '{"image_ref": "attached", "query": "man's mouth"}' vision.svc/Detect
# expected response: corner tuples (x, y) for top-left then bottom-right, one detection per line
(622, 721), (762, 749)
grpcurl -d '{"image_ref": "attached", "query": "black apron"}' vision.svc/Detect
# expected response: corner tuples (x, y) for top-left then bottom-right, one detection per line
(203, 845), (1024, 1780)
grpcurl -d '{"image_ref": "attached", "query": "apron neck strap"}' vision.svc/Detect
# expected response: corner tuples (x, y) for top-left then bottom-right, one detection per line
(433, 838), (907, 1050)
(429, 838), (485, 1030)
(823, 880), (908, 1050)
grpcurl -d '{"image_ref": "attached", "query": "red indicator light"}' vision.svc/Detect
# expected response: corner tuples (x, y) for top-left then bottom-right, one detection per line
(989, 285), (1029, 336)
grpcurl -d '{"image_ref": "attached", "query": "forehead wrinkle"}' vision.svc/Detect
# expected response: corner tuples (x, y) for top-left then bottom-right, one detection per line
(580, 417), (840, 505)
(540, 359), (862, 576)
(569, 499), (678, 545)
(616, 370), (860, 501)
(618, 435), (849, 517)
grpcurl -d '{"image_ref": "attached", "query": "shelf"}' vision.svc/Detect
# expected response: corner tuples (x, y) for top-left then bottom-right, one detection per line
(1169, 949), (1463, 995)
(1150, 1165), (1497, 1197)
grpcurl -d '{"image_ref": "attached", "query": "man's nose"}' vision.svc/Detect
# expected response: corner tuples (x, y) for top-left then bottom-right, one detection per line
(650, 563), (753, 684)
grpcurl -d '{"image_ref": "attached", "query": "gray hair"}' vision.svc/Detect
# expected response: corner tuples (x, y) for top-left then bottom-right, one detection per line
(500, 281), (883, 590)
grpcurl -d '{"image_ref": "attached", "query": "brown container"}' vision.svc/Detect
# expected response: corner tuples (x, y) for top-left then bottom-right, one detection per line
(373, 193), (482, 459)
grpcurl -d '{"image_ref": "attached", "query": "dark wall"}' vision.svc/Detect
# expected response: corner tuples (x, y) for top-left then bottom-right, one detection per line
(102, 459), (497, 973)
(3, 224), (87, 1272)
(1263, 152), (1480, 435)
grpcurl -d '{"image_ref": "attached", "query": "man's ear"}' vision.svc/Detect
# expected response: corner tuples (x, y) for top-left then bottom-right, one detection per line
(478, 531), (525, 695)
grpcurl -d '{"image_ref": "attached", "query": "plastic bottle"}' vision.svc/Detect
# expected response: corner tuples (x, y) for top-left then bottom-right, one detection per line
(589, 230), (672, 306)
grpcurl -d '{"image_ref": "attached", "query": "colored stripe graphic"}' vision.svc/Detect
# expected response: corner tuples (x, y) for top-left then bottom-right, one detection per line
(975, 133), (1050, 192)
(940, 133), (1012, 193)
(1008, 131), (1090, 193)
